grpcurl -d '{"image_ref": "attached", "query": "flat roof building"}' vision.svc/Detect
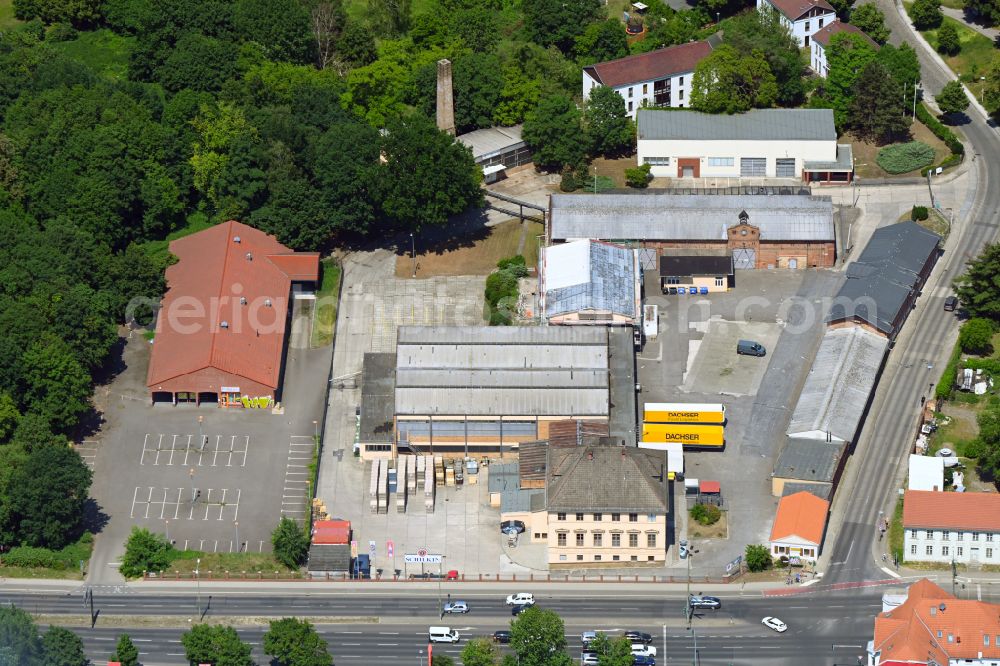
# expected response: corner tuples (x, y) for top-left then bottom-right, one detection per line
(771, 437), (847, 496)
(659, 254), (734, 293)
(541, 240), (641, 326)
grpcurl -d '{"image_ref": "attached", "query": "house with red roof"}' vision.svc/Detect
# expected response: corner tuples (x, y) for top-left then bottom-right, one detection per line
(769, 490), (830, 562)
(903, 490), (1000, 566)
(811, 20), (880, 78)
(757, 0), (836, 47)
(146, 220), (319, 407)
(582, 37), (720, 118)
(867, 578), (1000, 665)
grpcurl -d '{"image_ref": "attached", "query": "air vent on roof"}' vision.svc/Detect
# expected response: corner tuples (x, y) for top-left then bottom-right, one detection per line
(221, 321), (229, 329)
(234, 236), (241, 243)
(240, 297), (247, 305)
(939, 603), (947, 612)
(265, 298), (272, 307)
(246, 252), (253, 261)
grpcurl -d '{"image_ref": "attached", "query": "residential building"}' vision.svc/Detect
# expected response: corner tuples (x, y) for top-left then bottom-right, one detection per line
(827, 221), (941, 340)
(146, 220), (319, 407)
(757, 0), (837, 47)
(903, 490), (1000, 565)
(549, 194), (836, 270)
(658, 255), (734, 293)
(771, 438), (846, 497)
(867, 578), (1000, 665)
(540, 239), (642, 326)
(908, 455), (945, 492)
(636, 108), (854, 183)
(769, 490), (830, 562)
(811, 20), (880, 78)
(582, 39), (718, 118)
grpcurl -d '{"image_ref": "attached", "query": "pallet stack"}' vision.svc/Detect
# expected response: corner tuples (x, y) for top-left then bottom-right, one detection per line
(424, 455), (435, 513)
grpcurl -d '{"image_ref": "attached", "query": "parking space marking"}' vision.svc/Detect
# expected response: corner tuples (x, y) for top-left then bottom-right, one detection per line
(140, 433), (250, 467)
(129, 486), (241, 521)
(74, 440), (100, 470)
(280, 436), (315, 523)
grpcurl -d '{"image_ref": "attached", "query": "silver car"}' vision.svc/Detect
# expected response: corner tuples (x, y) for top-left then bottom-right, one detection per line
(443, 601), (470, 614)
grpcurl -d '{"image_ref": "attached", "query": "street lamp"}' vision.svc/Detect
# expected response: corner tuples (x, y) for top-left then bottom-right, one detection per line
(165, 519), (170, 544)
(313, 419), (319, 441)
(912, 82), (920, 119)
(195, 557), (201, 618)
(198, 415), (204, 452)
(410, 233), (417, 278)
(234, 521), (239, 553)
(189, 468), (195, 501)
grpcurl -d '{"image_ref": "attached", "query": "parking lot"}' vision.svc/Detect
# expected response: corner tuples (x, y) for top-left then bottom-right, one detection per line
(638, 269), (843, 573)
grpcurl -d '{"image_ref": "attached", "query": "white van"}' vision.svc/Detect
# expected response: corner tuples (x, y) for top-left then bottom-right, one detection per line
(428, 626), (460, 643)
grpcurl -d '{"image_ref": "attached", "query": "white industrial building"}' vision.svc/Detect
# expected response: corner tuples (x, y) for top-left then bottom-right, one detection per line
(810, 21), (879, 78)
(636, 109), (854, 183)
(757, 0), (837, 47)
(903, 490), (1000, 565)
(581, 38), (718, 118)
(540, 240), (641, 326)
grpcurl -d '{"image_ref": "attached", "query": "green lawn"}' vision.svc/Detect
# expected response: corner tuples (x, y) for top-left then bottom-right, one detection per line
(907, 9), (995, 82)
(49, 29), (134, 80)
(142, 212), (214, 265)
(939, 0), (965, 9)
(0, 0), (20, 29)
(311, 258), (341, 348)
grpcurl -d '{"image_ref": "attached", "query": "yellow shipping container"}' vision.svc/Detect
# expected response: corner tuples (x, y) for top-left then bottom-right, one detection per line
(643, 402), (725, 424)
(641, 423), (725, 448)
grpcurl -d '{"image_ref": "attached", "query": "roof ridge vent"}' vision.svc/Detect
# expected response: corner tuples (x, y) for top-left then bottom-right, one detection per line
(234, 236), (241, 243)
(221, 321), (229, 329)
(246, 252), (253, 261)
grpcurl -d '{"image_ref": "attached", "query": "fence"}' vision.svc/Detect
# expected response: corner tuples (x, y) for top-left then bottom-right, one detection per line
(144, 570), (738, 584)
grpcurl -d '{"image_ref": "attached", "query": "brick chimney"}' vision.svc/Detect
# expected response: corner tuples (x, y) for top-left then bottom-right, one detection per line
(436, 59), (456, 136)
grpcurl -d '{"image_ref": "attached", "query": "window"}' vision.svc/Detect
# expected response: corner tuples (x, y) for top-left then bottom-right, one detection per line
(926, 530), (933, 539)
(942, 546), (950, 557)
(628, 101), (633, 113)
(943, 531), (950, 541)
(593, 533), (603, 547)
(911, 545), (917, 555)
(593, 513), (602, 522)
(958, 532), (965, 541)
(648, 514), (656, 522)
(611, 513), (621, 522)
(987, 533), (994, 542)
(557, 513), (566, 521)
(986, 636), (991, 647)
(613, 555), (620, 561)
(576, 533), (585, 547)
(647, 533), (657, 547)
(776, 158), (796, 178)
(805, 20), (810, 30)
(989, 548), (994, 559)
(708, 157), (735, 167)
(629, 513), (638, 522)
(740, 157), (767, 177)
(559, 554), (567, 561)
(679, 76), (684, 85)
(644, 157), (670, 166)
(926, 545), (933, 555)
(715, 277), (725, 287)
(958, 547), (964, 556)
(576, 513), (584, 521)
(678, 90), (684, 100)
(577, 554), (584, 561)
(629, 533), (639, 548)
(612, 533), (621, 547)
(628, 87), (633, 98)
(642, 83), (648, 94)
(557, 533), (567, 546)
(948, 634), (954, 643)
(910, 530), (917, 538)
(974, 532), (980, 541)
(631, 555), (638, 561)
(595, 555), (602, 561)
(819, 17), (824, 27)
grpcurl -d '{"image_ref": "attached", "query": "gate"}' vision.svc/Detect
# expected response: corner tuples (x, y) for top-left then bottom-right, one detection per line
(733, 248), (756, 269)
(637, 248), (658, 271)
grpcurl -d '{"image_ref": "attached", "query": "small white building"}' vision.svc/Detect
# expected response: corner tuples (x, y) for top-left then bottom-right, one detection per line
(810, 21), (880, 78)
(636, 108), (854, 183)
(769, 490), (830, 562)
(757, 0), (836, 47)
(903, 490), (1000, 566)
(582, 38), (718, 118)
(908, 455), (945, 492)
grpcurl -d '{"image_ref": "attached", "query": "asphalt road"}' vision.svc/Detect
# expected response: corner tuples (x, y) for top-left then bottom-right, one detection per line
(10, 589), (881, 666)
(824, 0), (1000, 585)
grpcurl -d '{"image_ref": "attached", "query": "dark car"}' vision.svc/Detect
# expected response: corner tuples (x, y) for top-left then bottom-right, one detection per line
(632, 656), (656, 666)
(689, 595), (722, 610)
(512, 603), (530, 616)
(944, 295), (959, 311)
(408, 572), (444, 579)
(492, 630), (511, 644)
(624, 631), (653, 644)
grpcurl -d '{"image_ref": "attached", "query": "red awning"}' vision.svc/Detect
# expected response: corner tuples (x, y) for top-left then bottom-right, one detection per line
(699, 480), (721, 494)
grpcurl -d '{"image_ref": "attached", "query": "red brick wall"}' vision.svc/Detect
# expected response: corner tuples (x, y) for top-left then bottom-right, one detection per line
(642, 240), (835, 268)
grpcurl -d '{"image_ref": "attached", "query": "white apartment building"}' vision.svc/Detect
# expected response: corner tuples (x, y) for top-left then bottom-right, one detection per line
(581, 38), (718, 119)
(757, 0), (837, 47)
(903, 490), (1000, 565)
(810, 20), (879, 78)
(636, 108), (854, 183)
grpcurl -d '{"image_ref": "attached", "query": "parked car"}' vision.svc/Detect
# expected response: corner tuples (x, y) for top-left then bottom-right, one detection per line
(944, 295), (959, 311)
(581, 652), (600, 665)
(624, 631), (653, 644)
(762, 617), (788, 633)
(492, 630), (510, 644)
(409, 572), (444, 579)
(678, 540), (689, 559)
(506, 593), (535, 606)
(581, 631), (598, 646)
(632, 656), (656, 666)
(737, 339), (766, 357)
(443, 601), (469, 614)
(445, 570), (460, 580)
(689, 595), (722, 610)
(631, 644), (657, 657)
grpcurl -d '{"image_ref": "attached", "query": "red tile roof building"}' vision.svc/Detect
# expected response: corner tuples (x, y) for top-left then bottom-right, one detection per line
(769, 491), (830, 561)
(757, 0), (836, 48)
(902, 490), (1000, 565)
(810, 20), (880, 78)
(868, 579), (1000, 665)
(146, 220), (319, 406)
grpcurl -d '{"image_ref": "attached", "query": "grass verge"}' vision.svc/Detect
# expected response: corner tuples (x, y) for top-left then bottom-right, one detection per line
(889, 495), (904, 565)
(0, 533), (93, 580)
(311, 258), (341, 348)
(905, 8), (995, 81)
(164, 551), (300, 577)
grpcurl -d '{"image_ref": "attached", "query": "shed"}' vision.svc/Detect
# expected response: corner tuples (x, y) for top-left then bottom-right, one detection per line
(312, 519), (351, 545)
(771, 438), (847, 496)
(307, 543), (351, 575)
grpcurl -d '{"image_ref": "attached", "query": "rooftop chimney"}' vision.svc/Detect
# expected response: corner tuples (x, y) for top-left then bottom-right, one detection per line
(436, 59), (456, 136)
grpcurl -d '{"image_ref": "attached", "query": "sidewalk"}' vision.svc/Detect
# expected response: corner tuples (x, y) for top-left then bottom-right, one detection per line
(941, 6), (998, 41)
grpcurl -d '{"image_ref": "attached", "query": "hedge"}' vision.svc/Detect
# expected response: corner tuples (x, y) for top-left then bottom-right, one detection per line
(3, 533), (93, 569)
(916, 102), (964, 155)
(876, 141), (935, 174)
(936, 340), (963, 400)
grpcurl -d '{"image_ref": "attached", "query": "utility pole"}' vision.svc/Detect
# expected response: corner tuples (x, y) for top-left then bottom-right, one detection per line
(198, 415), (205, 452)
(195, 557), (202, 619)
(951, 558), (957, 596)
(410, 233), (417, 278)
(913, 82), (919, 119)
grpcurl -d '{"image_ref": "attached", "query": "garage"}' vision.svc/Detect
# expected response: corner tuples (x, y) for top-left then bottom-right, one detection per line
(740, 158), (767, 177)
(776, 158), (796, 178)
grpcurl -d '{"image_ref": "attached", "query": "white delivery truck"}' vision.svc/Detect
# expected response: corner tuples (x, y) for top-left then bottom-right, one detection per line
(643, 304), (658, 340)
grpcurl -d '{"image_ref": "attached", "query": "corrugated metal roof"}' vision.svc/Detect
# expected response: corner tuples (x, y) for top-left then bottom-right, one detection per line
(395, 387), (609, 416)
(787, 327), (888, 442)
(456, 125), (524, 161)
(637, 109), (836, 142)
(549, 193), (834, 242)
(396, 368), (608, 389)
(543, 240), (638, 319)
(804, 144), (854, 172)
(397, 344), (607, 371)
(772, 438), (846, 483)
(398, 326), (607, 346)
(608, 327), (638, 443)
(780, 482), (831, 500)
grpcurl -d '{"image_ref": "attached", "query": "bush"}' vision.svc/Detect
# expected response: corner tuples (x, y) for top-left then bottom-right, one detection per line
(959, 317), (995, 353)
(916, 102), (964, 154)
(937, 22), (960, 55)
(912, 205), (929, 221)
(745, 544), (771, 572)
(120, 527), (175, 578)
(690, 503), (721, 526)
(625, 163), (651, 188)
(497, 255), (528, 276)
(47, 22), (78, 41)
(876, 141), (935, 174)
(936, 341), (963, 400)
(271, 517), (309, 569)
(2, 533), (93, 570)
(910, 0), (943, 29)
(485, 270), (519, 305)
(489, 309), (512, 326)
(559, 170), (578, 192)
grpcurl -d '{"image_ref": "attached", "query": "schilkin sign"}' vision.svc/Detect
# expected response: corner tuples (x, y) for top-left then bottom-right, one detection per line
(404, 548), (443, 564)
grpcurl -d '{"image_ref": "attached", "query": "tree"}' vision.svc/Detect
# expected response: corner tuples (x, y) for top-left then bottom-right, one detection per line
(722, 9), (806, 106)
(6, 443), (92, 549)
(851, 3), (890, 44)
(633, 11), (700, 53)
(377, 114), (483, 231)
(936, 21), (960, 55)
(271, 517), (310, 568)
(690, 44), (778, 114)
(181, 625), (255, 666)
(584, 86), (634, 157)
(827, 0), (853, 20)
(745, 543), (771, 572)
(523, 94), (588, 171)
(965, 0), (1000, 25)
(955, 242), (1000, 319)
(986, 53), (1000, 116)
(305, 0), (347, 69)
(510, 606), (573, 666)
(0, 606), (42, 666)
(337, 21), (377, 67)
(155, 32), (240, 93)
(12, 0), (101, 26)
(41, 627), (87, 666)
(112, 633), (140, 666)
(937, 80), (970, 115)
(523, 0), (602, 53)
(120, 527), (174, 578)
(263, 618), (332, 666)
(0, 392), (20, 443)
(367, 0), (411, 36)
(960, 318), (995, 353)
(460, 637), (502, 666)
(848, 61), (908, 144)
(431, 656), (455, 666)
(911, 0), (943, 29)
(574, 20), (629, 65)
(587, 633), (633, 666)
(825, 31), (880, 126)
(233, 0), (315, 63)
(877, 42), (922, 92)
